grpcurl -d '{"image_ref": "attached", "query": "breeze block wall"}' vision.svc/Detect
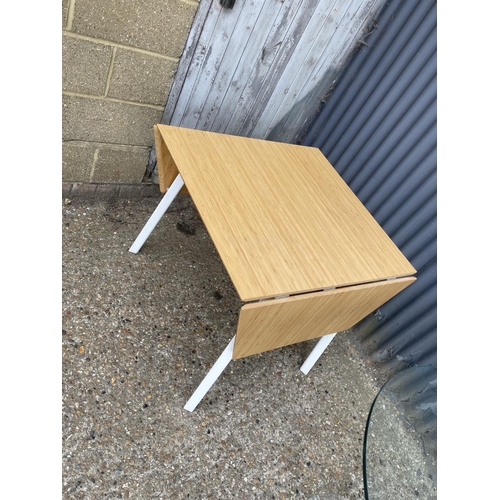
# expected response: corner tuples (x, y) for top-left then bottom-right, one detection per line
(62, 0), (198, 184)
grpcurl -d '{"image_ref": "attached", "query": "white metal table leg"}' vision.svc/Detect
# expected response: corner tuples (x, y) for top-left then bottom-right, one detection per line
(129, 173), (185, 254)
(184, 336), (235, 412)
(300, 333), (337, 375)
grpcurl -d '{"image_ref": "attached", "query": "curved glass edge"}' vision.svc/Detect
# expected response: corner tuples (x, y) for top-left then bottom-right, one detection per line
(362, 364), (437, 500)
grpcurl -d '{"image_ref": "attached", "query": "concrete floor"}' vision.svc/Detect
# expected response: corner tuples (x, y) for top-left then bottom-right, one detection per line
(62, 193), (389, 500)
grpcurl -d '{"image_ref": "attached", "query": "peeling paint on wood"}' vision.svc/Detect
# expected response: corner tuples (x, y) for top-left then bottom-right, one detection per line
(148, 0), (385, 175)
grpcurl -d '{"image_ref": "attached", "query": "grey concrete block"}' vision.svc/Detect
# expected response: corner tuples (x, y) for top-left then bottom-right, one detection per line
(62, 95), (162, 146)
(118, 184), (143, 198)
(62, 182), (73, 198)
(62, 182), (163, 199)
(62, 142), (96, 182)
(63, 36), (113, 95)
(95, 183), (120, 199)
(137, 183), (162, 197)
(71, 0), (198, 58)
(107, 49), (177, 106)
(91, 146), (150, 183)
(70, 183), (97, 197)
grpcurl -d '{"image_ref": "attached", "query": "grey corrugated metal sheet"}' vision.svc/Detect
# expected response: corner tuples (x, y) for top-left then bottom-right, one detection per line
(302, 0), (437, 373)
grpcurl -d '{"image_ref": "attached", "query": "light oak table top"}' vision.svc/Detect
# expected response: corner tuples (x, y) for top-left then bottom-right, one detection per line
(155, 125), (416, 302)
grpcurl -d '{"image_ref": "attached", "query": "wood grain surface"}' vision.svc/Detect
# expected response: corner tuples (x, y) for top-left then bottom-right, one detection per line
(233, 277), (415, 359)
(155, 125), (416, 301)
(153, 126), (189, 194)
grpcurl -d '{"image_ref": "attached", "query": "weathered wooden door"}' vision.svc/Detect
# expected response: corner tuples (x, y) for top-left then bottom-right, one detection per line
(148, 0), (384, 174)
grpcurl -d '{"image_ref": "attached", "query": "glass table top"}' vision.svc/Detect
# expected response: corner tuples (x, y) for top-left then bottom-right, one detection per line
(363, 365), (437, 499)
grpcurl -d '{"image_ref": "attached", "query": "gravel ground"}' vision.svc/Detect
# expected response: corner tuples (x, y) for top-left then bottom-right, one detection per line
(62, 194), (402, 500)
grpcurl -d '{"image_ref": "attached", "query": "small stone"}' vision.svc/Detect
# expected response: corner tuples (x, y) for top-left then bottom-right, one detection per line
(64, 199), (72, 205)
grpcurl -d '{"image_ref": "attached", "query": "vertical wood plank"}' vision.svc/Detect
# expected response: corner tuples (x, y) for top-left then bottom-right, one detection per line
(175, 3), (241, 128)
(160, 0), (217, 126)
(252, 0), (347, 139)
(235, 0), (324, 137)
(220, 0), (308, 134)
(194, 0), (268, 131)
(165, 0), (386, 143)
(273, 0), (382, 142)
(153, 126), (189, 193)
(169, 1), (224, 127)
(209, 0), (290, 133)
